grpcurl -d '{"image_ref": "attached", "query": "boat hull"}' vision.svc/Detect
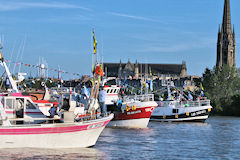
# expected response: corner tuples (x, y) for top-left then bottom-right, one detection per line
(108, 118), (150, 128)
(151, 105), (212, 122)
(151, 115), (209, 122)
(107, 101), (157, 128)
(0, 114), (113, 148)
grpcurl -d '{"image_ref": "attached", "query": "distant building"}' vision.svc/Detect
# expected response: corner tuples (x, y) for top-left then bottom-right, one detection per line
(104, 59), (187, 79)
(217, 0), (236, 67)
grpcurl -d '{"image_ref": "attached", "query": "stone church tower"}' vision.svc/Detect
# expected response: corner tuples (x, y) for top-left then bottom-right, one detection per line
(216, 0), (236, 68)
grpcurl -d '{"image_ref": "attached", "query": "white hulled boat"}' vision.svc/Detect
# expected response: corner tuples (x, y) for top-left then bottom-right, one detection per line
(151, 85), (212, 122)
(0, 45), (113, 148)
(151, 99), (212, 122)
(104, 82), (157, 128)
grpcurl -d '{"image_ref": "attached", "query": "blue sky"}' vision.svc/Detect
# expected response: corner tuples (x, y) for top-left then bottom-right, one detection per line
(0, 0), (240, 79)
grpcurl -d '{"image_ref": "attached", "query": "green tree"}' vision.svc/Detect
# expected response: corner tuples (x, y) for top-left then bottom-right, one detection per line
(202, 65), (240, 115)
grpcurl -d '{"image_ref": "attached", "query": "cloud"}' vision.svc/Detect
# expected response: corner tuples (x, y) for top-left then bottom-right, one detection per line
(107, 12), (158, 22)
(143, 44), (189, 53)
(0, 1), (91, 11)
(136, 37), (216, 53)
(42, 15), (91, 23)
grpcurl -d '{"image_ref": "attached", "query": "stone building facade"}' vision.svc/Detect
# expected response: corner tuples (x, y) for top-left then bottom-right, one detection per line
(217, 0), (236, 67)
(104, 59), (187, 79)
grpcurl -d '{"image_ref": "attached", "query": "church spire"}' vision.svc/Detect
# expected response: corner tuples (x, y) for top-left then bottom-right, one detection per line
(233, 24), (235, 34)
(222, 0), (232, 33)
(216, 0), (236, 68)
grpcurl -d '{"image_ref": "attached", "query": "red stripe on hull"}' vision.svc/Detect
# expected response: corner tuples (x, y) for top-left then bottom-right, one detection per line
(78, 112), (101, 118)
(107, 94), (118, 96)
(5, 111), (43, 114)
(113, 106), (155, 121)
(0, 120), (111, 135)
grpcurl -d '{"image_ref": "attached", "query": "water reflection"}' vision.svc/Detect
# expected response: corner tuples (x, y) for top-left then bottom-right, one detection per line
(1, 117), (240, 159)
(0, 147), (105, 160)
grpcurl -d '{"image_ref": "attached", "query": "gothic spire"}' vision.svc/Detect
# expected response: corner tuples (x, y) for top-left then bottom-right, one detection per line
(233, 24), (235, 34)
(216, 0), (236, 68)
(222, 0), (232, 33)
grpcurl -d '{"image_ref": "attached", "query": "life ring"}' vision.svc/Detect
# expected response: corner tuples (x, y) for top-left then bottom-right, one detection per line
(132, 105), (136, 110)
(126, 105), (130, 111)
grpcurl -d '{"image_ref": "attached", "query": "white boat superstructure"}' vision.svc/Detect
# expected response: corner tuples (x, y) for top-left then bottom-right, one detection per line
(151, 99), (212, 122)
(0, 93), (47, 123)
(104, 85), (120, 105)
(105, 87), (157, 128)
(0, 45), (113, 148)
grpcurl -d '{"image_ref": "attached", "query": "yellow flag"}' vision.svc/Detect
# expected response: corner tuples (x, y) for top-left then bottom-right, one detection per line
(0, 51), (3, 62)
(149, 67), (152, 76)
(200, 83), (204, 91)
(93, 29), (97, 54)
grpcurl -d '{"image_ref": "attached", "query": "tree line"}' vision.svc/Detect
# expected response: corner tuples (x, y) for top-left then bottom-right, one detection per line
(202, 65), (240, 116)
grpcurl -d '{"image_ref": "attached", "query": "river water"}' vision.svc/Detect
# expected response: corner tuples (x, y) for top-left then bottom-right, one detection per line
(0, 116), (240, 159)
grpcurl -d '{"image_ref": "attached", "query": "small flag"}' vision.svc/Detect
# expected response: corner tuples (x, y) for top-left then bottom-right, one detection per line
(0, 51), (3, 62)
(183, 81), (187, 89)
(149, 67), (152, 76)
(100, 63), (104, 77)
(200, 83), (204, 91)
(5, 77), (9, 87)
(201, 90), (204, 97)
(149, 80), (153, 91)
(123, 75), (128, 88)
(188, 93), (193, 101)
(92, 63), (95, 73)
(93, 28), (97, 54)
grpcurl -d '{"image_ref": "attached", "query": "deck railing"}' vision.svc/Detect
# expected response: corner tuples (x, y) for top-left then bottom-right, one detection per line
(180, 100), (210, 107)
(123, 94), (154, 102)
(160, 99), (211, 107)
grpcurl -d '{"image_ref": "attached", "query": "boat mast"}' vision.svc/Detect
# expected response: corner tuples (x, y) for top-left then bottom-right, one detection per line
(0, 45), (19, 93)
(0, 44), (15, 126)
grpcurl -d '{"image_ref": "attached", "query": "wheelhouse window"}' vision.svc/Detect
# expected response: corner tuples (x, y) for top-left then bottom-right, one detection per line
(5, 99), (14, 109)
(26, 100), (36, 109)
(16, 98), (24, 110)
(172, 109), (179, 113)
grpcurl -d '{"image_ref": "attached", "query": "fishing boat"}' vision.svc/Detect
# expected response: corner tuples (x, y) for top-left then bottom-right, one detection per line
(0, 45), (113, 148)
(104, 81), (157, 128)
(151, 85), (212, 122)
(151, 99), (212, 122)
(108, 94), (157, 128)
(0, 101), (113, 148)
(1, 93), (47, 121)
(0, 91), (113, 148)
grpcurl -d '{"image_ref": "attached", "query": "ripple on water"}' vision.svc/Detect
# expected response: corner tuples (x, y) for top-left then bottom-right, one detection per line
(1, 117), (240, 159)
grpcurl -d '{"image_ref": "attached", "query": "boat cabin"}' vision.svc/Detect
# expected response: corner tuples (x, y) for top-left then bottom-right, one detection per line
(104, 85), (120, 105)
(0, 93), (46, 123)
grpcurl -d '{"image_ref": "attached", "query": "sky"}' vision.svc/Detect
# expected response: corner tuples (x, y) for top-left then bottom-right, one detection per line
(0, 0), (240, 79)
